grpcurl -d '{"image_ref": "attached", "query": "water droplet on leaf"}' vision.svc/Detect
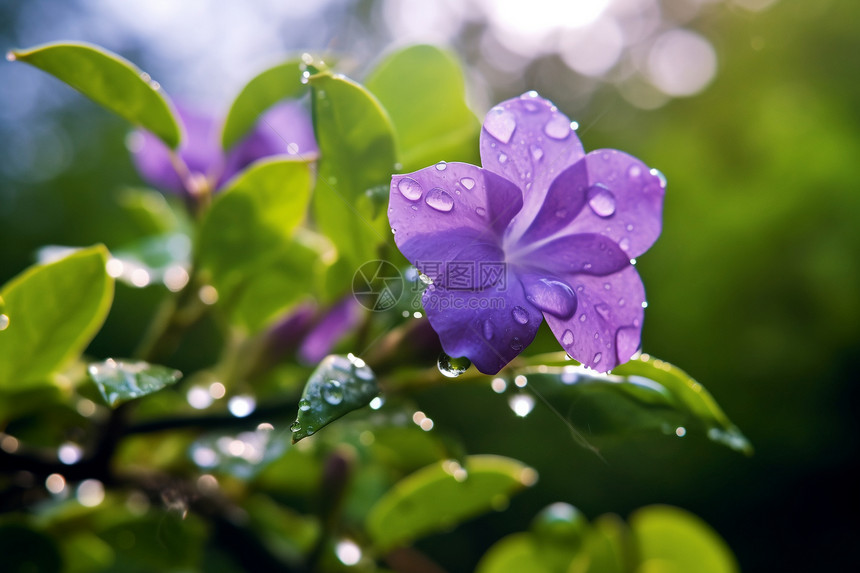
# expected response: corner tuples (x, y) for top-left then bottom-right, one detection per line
(290, 421), (301, 432)
(322, 380), (344, 405)
(299, 399), (311, 412)
(397, 177), (423, 200)
(587, 184), (616, 217)
(425, 188), (454, 212)
(0, 314), (9, 331)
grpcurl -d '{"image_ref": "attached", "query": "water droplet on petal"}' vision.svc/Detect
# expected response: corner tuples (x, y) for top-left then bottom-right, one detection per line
(498, 153), (508, 164)
(583, 263), (592, 271)
(561, 329), (574, 346)
(425, 188), (454, 212)
(483, 319), (494, 340)
(397, 177), (423, 200)
(299, 399), (311, 412)
(555, 208), (567, 219)
(544, 114), (571, 140)
(587, 184), (616, 217)
(322, 380), (344, 405)
(650, 168), (668, 188)
(512, 306), (529, 324)
(628, 165), (642, 179)
(524, 278), (576, 319)
(603, 283), (611, 290)
(626, 224), (634, 232)
(460, 177), (476, 190)
(594, 303), (611, 321)
(579, 314), (587, 322)
(435, 161), (447, 171)
(530, 145), (544, 161)
(593, 352), (602, 365)
(484, 106), (517, 144)
(510, 337), (524, 351)
(438, 352), (470, 378)
(619, 238), (631, 251)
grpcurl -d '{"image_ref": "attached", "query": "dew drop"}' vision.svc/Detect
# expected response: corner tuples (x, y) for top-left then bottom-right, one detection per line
(628, 165), (642, 179)
(476, 207), (487, 217)
(299, 399), (311, 412)
(650, 168), (668, 188)
(619, 238), (631, 252)
(530, 145), (544, 161)
(555, 208), (567, 219)
(301, 70), (310, 84)
(322, 380), (344, 405)
(604, 283), (611, 290)
(543, 114), (571, 140)
(510, 337), (524, 351)
(5, 51), (17, 62)
(438, 352), (471, 378)
(593, 352), (602, 365)
(411, 205), (418, 211)
(397, 177), (423, 201)
(583, 263), (592, 271)
(0, 314), (9, 331)
(626, 223), (634, 232)
(483, 319), (494, 340)
(594, 303), (611, 321)
(425, 188), (454, 212)
(290, 421), (301, 432)
(579, 314), (587, 322)
(460, 177), (476, 190)
(561, 329), (574, 346)
(498, 153), (508, 164)
(587, 184), (616, 217)
(618, 298), (626, 306)
(484, 106), (517, 144)
(512, 306), (529, 324)
(435, 161), (447, 171)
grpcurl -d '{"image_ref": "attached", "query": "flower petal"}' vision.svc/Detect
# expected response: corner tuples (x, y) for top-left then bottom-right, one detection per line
(131, 104), (222, 195)
(543, 265), (645, 372)
(511, 233), (630, 278)
(389, 162), (523, 261)
(298, 296), (364, 365)
(512, 150), (665, 258)
(220, 101), (319, 186)
(480, 92), (585, 240)
(422, 270), (542, 374)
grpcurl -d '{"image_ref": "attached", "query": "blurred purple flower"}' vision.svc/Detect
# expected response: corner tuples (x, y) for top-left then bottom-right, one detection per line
(389, 92), (665, 374)
(130, 101), (318, 197)
(298, 296), (364, 365)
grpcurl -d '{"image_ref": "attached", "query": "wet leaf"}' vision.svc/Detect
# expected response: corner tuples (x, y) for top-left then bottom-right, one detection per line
(475, 533), (551, 573)
(517, 354), (752, 454)
(366, 455), (537, 552)
(291, 355), (379, 443)
(9, 42), (181, 147)
(309, 72), (397, 267)
(88, 358), (182, 407)
(366, 44), (480, 172)
(221, 58), (313, 150)
(630, 505), (738, 573)
(0, 246), (114, 390)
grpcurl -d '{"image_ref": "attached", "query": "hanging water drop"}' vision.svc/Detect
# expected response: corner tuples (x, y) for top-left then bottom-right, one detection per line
(587, 184), (616, 217)
(435, 161), (447, 171)
(290, 420), (301, 432)
(650, 168), (668, 188)
(484, 106), (517, 144)
(425, 188), (454, 212)
(543, 114), (571, 140)
(322, 380), (344, 405)
(460, 177), (476, 190)
(437, 352), (471, 378)
(511, 306), (529, 324)
(397, 177), (423, 200)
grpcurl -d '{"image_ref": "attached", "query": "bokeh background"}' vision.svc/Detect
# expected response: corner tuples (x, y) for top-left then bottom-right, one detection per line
(1, 0), (857, 570)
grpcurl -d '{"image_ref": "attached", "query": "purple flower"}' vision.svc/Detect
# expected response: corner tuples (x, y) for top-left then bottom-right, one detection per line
(130, 101), (318, 197)
(388, 92), (665, 374)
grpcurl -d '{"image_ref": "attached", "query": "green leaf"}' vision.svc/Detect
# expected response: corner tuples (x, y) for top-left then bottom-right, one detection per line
(197, 157), (316, 330)
(109, 232), (191, 289)
(630, 505), (738, 573)
(366, 45), (480, 172)
(221, 59), (312, 150)
(291, 354), (379, 443)
(88, 358), (182, 407)
(9, 42), (181, 148)
(571, 514), (632, 573)
(0, 523), (62, 573)
(517, 354), (752, 454)
(309, 72), (398, 267)
(366, 455), (537, 552)
(0, 246), (114, 390)
(476, 533), (552, 573)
